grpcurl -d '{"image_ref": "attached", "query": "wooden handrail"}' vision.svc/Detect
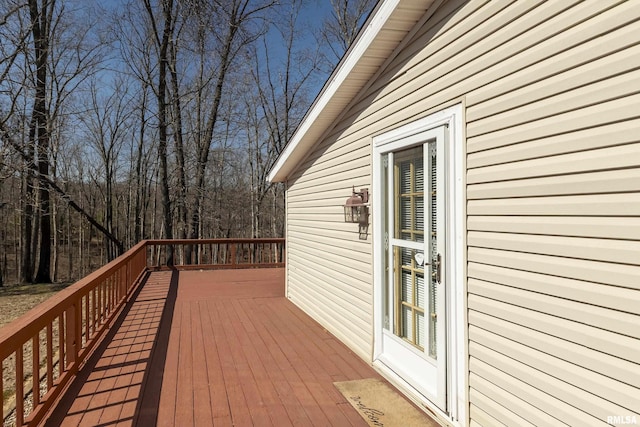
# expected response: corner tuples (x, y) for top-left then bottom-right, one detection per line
(0, 238), (285, 426)
(147, 238), (286, 269)
(0, 241), (148, 427)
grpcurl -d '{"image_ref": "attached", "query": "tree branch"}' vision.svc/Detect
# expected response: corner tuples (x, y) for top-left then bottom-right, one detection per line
(1, 123), (125, 254)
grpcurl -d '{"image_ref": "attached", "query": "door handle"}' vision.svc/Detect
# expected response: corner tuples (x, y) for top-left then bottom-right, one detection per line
(434, 253), (441, 283)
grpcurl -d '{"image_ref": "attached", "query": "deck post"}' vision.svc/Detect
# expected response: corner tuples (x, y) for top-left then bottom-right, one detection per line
(231, 244), (237, 268)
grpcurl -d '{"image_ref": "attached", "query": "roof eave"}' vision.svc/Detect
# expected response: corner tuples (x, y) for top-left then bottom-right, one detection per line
(267, 0), (434, 183)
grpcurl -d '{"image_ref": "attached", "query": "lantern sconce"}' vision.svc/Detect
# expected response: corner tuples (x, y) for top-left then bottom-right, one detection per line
(343, 187), (369, 224)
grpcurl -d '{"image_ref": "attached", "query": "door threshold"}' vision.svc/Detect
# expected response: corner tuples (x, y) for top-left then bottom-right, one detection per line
(372, 360), (458, 427)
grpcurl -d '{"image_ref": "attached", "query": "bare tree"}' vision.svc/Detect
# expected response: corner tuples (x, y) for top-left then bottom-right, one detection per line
(142, 0), (177, 263)
(30, 0), (105, 282)
(0, 0), (375, 284)
(27, 0), (55, 283)
(320, 0), (376, 66)
(245, 0), (321, 237)
(0, 1), (30, 127)
(0, 0), (113, 283)
(128, 82), (156, 246)
(81, 76), (133, 261)
(186, 0), (275, 252)
(0, 0), (36, 283)
(111, 1), (157, 246)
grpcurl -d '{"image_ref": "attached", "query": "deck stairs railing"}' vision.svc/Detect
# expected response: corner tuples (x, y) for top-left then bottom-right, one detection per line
(0, 238), (285, 427)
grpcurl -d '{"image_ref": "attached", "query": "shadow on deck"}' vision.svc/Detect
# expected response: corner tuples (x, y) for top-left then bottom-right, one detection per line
(43, 268), (387, 426)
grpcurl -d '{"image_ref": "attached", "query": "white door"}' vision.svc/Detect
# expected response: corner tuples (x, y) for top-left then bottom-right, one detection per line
(375, 125), (447, 410)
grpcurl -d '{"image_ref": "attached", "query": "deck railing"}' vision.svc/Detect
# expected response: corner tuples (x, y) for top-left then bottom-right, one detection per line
(0, 238), (285, 427)
(148, 238), (286, 269)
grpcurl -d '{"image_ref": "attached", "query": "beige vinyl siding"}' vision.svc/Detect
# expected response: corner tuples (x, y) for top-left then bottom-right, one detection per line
(284, 0), (640, 424)
(455, 0), (640, 424)
(285, 127), (373, 359)
(468, 389), (528, 427)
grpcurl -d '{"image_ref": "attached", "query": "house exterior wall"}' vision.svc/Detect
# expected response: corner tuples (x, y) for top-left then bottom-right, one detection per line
(285, 134), (373, 361)
(285, 0), (640, 425)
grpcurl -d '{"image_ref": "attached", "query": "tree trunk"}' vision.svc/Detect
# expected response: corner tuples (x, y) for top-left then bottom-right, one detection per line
(105, 177), (115, 261)
(51, 182), (58, 282)
(21, 161), (35, 283)
(169, 41), (187, 238)
(67, 204), (72, 280)
(134, 87), (147, 244)
(189, 21), (237, 244)
(35, 158), (52, 283)
(30, 0), (53, 283)
(158, 1), (174, 265)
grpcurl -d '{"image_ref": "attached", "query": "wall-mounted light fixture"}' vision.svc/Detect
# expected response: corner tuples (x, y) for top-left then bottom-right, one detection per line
(343, 187), (369, 224)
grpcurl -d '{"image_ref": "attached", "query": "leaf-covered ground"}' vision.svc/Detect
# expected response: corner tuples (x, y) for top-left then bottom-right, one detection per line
(0, 283), (69, 328)
(1, 282), (70, 424)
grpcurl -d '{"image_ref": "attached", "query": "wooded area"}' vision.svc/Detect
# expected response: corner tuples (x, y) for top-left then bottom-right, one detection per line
(0, 0), (375, 285)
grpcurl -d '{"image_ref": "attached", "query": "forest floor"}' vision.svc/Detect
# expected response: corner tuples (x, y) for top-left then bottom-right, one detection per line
(0, 283), (70, 328)
(1, 282), (70, 426)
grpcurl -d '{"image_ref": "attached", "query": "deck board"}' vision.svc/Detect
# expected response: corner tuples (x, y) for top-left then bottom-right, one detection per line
(43, 268), (430, 426)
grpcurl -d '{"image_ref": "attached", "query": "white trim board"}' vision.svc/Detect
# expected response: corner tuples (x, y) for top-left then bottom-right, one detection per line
(372, 103), (467, 427)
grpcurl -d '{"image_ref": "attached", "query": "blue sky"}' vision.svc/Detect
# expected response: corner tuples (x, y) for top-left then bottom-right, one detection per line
(98, 0), (337, 73)
(98, 0), (335, 33)
(92, 0), (342, 114)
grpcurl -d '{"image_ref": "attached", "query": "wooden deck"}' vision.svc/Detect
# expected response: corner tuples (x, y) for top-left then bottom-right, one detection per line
(41, 268), (410, 426)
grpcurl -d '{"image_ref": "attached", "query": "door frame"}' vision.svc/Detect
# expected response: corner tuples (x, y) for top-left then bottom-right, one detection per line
(372, 103), (467, 426)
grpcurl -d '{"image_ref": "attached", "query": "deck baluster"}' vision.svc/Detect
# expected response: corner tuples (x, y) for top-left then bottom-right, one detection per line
(58, 316), (65, 373)
(0, 239), (284, 426)
(16, 346), (23, 427)
(83, 294), (89, 345)
(65, 304), (77, 368)
(32, 334), (40, 408)
(46, 323), (53, 391)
